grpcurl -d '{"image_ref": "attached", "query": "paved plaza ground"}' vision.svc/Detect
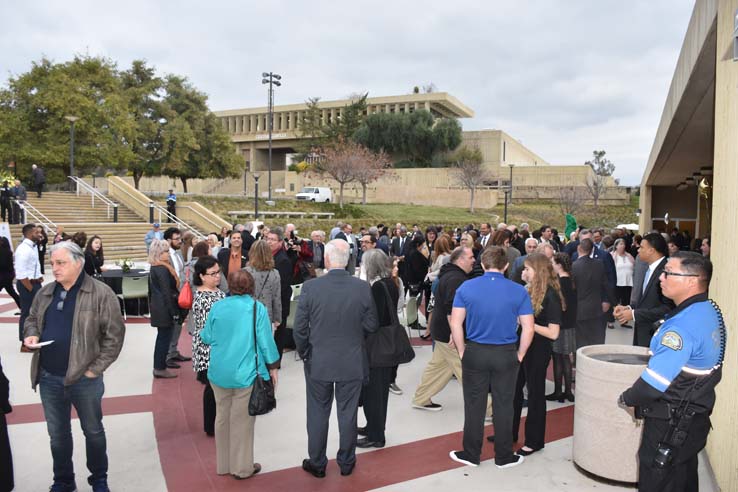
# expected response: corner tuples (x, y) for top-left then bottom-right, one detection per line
(0, 281), (717, 491)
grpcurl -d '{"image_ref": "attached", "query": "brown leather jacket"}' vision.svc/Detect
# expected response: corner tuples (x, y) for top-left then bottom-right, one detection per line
(24, 273), (126, 389)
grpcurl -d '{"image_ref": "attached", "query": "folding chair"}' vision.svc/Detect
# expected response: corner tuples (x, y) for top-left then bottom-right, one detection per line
(117, 276), (149, 320)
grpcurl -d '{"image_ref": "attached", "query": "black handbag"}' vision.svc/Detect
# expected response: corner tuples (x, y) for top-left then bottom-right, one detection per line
(366, 281), (416, 368)
(248, 299), (277, 416)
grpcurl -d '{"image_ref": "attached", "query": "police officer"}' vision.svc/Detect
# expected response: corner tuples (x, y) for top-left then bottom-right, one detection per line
(619, 252), (725, 492)
(166, 188), (177, 222)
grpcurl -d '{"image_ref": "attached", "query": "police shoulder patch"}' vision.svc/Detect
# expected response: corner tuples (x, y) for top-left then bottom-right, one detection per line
(661, 331), (683, 351)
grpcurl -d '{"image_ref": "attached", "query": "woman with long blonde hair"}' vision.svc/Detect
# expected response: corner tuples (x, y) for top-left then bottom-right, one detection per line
(512, 253), (564, 457)
(148, 239), (182, 378)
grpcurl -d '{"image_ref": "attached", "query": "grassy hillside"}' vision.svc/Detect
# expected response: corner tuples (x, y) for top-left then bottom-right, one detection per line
(180, 193), (639, 235)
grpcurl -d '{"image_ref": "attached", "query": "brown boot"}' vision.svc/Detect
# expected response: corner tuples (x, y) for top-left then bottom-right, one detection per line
(153, 369), (178, 379)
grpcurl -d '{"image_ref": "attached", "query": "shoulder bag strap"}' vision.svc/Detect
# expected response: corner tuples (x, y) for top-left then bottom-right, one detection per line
(256, 271), (270, 299)
(253, 299), (259, 369)
(378, 280), (400, 325)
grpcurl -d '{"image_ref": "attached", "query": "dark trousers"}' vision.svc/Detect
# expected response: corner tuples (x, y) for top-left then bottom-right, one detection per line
(36, 182), (44, 198)
(39, 369), (107, 487)
(0, 277), (21, 309)
(166, 204), (176, 221)
(197, 370), (216, 435)
(0, 201), (10, 223)
(0, 413), (12, 492)
(638, 415), (709, 492)
(615, 286), (633, 306)
(512, 337), (552, 449)
(153, 326), (174, 370)
(461, 342), (519, 463)
(304, 367), (362, 471)
(39, 251), (45, 275)
(18, 280), (40, 341)
(11, 202), (23, 225)
(361, 366), (392, 442)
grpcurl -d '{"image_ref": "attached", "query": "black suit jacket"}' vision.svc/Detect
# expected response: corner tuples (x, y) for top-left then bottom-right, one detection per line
(631, 257), (674, 347)
(390, 236), (407, 257)
(293, 269), (378, 381)
(217, 247), (248, 279)
(572, 256), (610, 320)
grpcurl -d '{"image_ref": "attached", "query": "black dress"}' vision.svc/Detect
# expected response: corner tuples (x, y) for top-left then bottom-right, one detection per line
(84, 251), (104, 277)
(361, 278), (400, 443)
(512, 287), (562, 449)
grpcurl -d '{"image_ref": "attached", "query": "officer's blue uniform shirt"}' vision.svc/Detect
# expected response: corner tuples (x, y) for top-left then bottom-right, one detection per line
(167, 193), (177, 202)
(641, 301), (722, 393)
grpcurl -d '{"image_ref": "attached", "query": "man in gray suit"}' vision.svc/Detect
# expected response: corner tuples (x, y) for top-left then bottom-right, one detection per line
(572, 238), (612, 348)
(293, 240), (379, 478)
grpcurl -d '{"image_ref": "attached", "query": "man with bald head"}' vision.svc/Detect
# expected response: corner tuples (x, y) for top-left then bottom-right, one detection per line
(23, 241), (125, 492)
(294, 240), (378, 478)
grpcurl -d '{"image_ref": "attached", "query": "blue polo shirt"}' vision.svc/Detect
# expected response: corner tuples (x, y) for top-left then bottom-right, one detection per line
(453, 271), (533, 345)
(40, 271), (86, 376)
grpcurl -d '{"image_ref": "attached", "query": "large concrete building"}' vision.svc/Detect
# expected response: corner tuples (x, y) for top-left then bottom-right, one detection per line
(215, 92), (625, 205)
(639, 1), (737, 488)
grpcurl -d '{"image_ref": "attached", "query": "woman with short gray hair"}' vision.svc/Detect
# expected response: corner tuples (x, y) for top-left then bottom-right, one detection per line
(358, 249), (400, 449)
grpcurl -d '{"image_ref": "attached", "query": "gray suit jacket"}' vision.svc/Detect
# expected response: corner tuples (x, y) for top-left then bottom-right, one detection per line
(293, 269), (378, 381)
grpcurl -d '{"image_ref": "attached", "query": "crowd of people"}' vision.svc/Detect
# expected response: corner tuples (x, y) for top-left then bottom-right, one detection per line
(0, 215), (720, 491)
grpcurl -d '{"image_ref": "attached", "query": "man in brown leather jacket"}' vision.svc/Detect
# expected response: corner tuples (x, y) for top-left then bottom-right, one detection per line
(23, 241), (125, 492)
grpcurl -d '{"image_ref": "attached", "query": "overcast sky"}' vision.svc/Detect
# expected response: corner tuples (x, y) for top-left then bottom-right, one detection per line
(1, 1), (696, 185)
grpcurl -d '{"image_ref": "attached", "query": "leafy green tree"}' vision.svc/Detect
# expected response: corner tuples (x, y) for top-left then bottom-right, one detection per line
(159, 76), (242, 192)
(0, 56), (135, 184)
(354, 110), (462, 166)
(296, 94), (368, 159)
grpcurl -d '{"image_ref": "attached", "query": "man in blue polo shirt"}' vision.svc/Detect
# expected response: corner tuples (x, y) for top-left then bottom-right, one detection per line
(449, 246), (535, 469)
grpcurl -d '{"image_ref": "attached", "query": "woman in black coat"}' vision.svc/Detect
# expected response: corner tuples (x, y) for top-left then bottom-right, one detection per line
(358, 249), (400, 449)
(84, 235), (105, 277)
(148, 239), (181, 379)
(0, 237), (21, 310)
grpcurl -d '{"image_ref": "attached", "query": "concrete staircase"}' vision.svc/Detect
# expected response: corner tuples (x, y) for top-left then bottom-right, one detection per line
(9, 192), (153, 263)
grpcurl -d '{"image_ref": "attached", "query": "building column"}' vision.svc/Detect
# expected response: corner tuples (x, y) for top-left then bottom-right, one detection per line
(706, 4), (738, 490)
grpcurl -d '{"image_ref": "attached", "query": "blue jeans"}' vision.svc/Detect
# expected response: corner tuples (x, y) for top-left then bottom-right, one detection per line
(39, 369), (108, 486)
(154, 326), (173, 370)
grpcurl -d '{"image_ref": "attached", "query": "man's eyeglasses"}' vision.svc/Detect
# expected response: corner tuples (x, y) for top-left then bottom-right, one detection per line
(56, 290), (68, 311)
(662, 271), (699, 278)
(204, 270), (221, 277)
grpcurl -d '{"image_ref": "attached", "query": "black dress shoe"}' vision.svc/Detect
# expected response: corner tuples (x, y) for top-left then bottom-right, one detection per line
(171, 353), (192, 362)
(356, 437), (385, 448)
(302, 459), (326, 478)
(516, 446), (542, 456)
(419, 334), (431, 341)
(340, 463), (355, 476)
(357, 426), (367, 436)
(166, 360), (181, 368)
(546, 392), (564, 401)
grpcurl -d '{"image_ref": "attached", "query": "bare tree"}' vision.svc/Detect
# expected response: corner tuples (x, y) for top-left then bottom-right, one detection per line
(311, 137), (390, 208)
(353, 147), (394, 205)
(451, 146), (490, 213)
(557, 186), (585, 216)
(584, 150), (616, 210)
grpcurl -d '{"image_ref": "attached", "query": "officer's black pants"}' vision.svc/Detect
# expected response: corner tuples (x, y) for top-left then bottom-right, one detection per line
(638, 414), (710, 492)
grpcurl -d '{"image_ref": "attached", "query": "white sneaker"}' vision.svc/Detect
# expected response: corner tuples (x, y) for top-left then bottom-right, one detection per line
(389, 383), (403, 395)
(449, 450), (479, 467)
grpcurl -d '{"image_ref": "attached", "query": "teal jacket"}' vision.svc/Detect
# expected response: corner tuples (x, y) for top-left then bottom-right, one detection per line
(200, 294), (279, 388)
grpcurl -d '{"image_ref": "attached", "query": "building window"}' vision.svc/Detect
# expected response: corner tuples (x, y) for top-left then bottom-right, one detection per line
(290, 183), (295, 191)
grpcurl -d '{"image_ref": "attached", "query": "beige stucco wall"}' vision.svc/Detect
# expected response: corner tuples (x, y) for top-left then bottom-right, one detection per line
(705, 1), (738, 489)
(460, 130), (550, 174)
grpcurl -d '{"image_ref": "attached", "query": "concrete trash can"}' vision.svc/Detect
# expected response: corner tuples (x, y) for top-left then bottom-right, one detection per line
(573, 344), (650, 483)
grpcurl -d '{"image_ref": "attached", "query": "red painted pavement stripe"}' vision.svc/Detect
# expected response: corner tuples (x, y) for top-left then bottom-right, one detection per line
(7, 394), (154, 425)
(0, 303), (19, 313)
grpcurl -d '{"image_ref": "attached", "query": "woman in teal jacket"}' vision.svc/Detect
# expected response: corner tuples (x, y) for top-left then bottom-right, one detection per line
(200, 269), (279, 480)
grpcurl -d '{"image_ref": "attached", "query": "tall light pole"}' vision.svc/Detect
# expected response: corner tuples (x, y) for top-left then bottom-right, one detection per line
(65, 116), (80, 182)
(261, 72), (281, 201)
(508, 163), (515, 202)
(253, 173), (260, 220)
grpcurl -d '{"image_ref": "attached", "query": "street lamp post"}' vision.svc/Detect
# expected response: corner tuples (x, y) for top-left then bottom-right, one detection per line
(253, 173), (260, 220)
(508, 163), (515, 202)
(65, 116), (79, 190)
(503, 190), (509, 224)
(261, 72), (282, 201)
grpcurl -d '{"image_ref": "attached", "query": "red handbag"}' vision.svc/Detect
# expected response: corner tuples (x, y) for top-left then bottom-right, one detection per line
(178, 266), (193, 309)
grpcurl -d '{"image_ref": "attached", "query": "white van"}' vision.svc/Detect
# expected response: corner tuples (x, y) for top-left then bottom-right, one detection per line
(295, 186), (332, 203)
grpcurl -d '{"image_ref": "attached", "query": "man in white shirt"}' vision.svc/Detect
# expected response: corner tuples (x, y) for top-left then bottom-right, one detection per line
(163, 227), (191, 367)
(14, 223), (43, 351)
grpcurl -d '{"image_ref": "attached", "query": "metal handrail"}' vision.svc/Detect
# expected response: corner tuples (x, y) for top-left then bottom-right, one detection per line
(70, 176), (119, 221)
(152, 206), (206, 240)
(17, 201), (56, 233)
